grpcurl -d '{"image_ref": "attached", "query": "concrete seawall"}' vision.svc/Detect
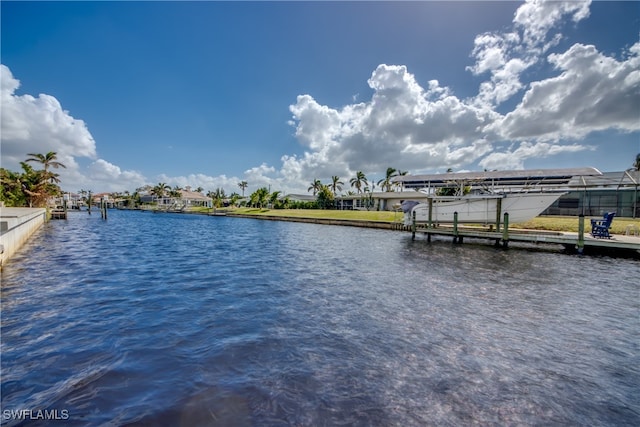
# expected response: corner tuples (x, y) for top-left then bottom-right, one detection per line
(227, 213), (401, 230)
(1, 208), (47, 268)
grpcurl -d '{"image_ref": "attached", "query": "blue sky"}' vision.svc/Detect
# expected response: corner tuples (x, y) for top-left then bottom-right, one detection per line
(2, 1), (639, 194)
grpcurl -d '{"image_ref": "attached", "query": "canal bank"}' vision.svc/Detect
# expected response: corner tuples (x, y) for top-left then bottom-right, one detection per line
(0, 207), (47, 268)
(226, 211), (640, 256)
(227, 212), (396, 230)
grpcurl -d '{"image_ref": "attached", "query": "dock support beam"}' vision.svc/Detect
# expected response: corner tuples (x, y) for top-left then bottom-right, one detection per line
(411, 211), (416, 240)
(577, 214), (585, 254)
(495, 198), (502, 232)
(502, 212), (509, 248)
(453, 211), (459, 243)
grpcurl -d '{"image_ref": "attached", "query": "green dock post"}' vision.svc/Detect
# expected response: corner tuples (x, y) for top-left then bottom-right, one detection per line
(411, 211), (416, 240)
(502, 212), (509, 248)
(577, 214), (585, 254)
(453, 211), (459, 243)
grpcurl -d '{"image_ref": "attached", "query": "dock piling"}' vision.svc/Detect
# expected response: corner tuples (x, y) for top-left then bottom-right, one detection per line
(101, 199), (108, 220)
(502, 212), (509, 248)
(411, 211), (416, 240)
(453, 211), (459, 243)
(577, 214), (585, 254)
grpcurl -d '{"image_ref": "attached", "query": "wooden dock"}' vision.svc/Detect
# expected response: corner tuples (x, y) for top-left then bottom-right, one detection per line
(409, 214), (640, 256)
(412, 224), (638, 252)
(50, 209), (67, 220)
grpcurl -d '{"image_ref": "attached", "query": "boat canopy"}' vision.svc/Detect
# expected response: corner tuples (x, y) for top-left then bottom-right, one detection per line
(393, 167), (602, 190)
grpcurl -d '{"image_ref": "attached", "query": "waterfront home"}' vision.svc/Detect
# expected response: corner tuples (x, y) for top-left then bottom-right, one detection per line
(337, 191), (428, 211)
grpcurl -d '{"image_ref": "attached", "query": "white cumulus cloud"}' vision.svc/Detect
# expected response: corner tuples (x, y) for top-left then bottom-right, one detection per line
(1, 64), (97, 168)
(1, 64), (147, 193)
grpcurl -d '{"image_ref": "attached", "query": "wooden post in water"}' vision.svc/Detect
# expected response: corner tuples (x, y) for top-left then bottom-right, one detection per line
(502, 212), (509, 248)
(411, 211), (416, 240)
(495, 197), (502, 232)
(453, 211), (459, 243)
(577, 214), (585, 254)
(101, 198), (108, 220)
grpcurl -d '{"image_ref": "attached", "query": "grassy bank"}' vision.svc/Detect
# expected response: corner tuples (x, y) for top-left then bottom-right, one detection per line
(228, 208), (401, 222)
(216, 208), (639, 234)
(511, 216), (639, 234)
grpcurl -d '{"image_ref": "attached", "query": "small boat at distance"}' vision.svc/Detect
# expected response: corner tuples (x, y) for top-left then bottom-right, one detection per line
(393, 167), (602, 226)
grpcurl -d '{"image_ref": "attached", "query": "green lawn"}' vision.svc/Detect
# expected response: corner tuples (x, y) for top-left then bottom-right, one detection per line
(191, 207), (640, 234)
(510, 215), (639, 234)
(230, 208), (402, 222)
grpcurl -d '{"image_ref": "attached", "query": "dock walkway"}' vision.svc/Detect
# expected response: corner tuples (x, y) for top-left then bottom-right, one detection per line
(411, 223), (640, 255)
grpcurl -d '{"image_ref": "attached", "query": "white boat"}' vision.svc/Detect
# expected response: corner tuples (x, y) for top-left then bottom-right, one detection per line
(402, 192), (566, 226)
(394, 167), (602, 226)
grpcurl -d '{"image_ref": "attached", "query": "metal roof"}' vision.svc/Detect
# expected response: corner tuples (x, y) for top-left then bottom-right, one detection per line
(567, 170), (638, 188)
(393, 167), (602, 189)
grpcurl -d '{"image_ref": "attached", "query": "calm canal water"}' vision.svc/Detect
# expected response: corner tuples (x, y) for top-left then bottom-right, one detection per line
(1, 210), (639, 426)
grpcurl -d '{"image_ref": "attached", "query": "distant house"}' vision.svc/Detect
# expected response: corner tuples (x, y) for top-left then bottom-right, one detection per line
(91, 193), (114, 207)
(285, 194), (317, 203)
(179, 187), (212, 208)
(138, 187), (212, 208)
(336, 191), (428, 211)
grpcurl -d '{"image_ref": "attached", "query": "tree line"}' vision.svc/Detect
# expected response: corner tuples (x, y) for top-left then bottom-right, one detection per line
(5, 155), (637, 210)
(0, 152), (66, 207)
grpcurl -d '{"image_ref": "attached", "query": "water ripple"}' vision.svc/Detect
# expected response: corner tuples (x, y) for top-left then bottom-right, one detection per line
(1, 211), (639, 426)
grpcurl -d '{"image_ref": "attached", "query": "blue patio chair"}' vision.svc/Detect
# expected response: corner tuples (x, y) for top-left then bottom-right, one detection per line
(590, 212), (615, 238)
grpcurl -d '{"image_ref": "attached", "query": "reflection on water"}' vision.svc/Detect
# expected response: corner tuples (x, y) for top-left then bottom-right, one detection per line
(1, 210), (639, 426)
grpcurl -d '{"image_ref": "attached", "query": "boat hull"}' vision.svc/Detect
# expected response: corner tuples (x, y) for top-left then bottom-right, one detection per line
(404, 193), (565, 226)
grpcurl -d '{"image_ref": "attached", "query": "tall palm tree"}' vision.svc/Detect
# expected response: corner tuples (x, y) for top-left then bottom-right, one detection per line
(350, 171), (368, 194)
(26, 151), (66, 183)
(634, 153), (640, 171)
(308, 179), (323, 196)
(329, 176), (344, 196)
(238, 181), (248, 197)
(377, 167), (398, 192)
(26, 151), (66, 173)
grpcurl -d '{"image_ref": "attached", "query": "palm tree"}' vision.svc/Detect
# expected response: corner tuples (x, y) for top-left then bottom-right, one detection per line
(308, 179), (323, 196)
(269, 190), (281, 208)
(26, 151), (66, 184)
(329, 176), (344, 196)
(253, 187), (270, 208)
(152, 182), (170, 201)
(238, 181), (248, 197)
(377, 167), (398, 192)
(350, 171), (368, 194)
(26, 151), (66, 173)
(169, 186), (182, 198)
(634, 153), (640, 171)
